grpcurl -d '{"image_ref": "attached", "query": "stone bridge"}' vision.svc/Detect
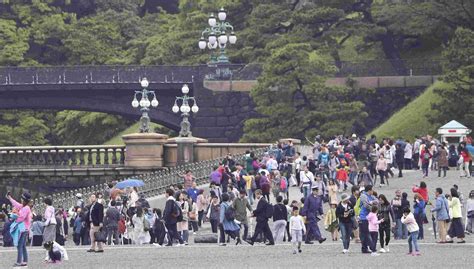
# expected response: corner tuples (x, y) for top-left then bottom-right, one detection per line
(0, 61), (442, 142)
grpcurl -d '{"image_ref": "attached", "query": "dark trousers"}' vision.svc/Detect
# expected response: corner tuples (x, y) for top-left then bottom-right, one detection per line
(360, 220), (373, 253)
(219, 224), (239, 243)
(378, 170), (385, 184)
(397, 161), (403, 177)
(413, 153), (420, 169)
(404, 158), (412, 170)
(339, 222), (353, 250)
(198, 210), (204, 227)
(369, 231), (378, 252)
(422, 163), (429, 177)
(165, 223), (183, 245)
(306, 220), (323, 241)
(415, 214), (424, 239)
(240, 223), (249, 240)
(189, 221), (199, 232)
(284, 221), (291, 241)
(438, 166), (447, 177)
(379, 224), (390, 248)
(73, 233), (81, 246)
(251, 221), (274, 244)
(210, 219), (218, 233)
(32, 235), (43, 246)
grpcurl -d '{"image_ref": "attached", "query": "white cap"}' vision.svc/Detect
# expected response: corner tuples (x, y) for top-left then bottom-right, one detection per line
(76, 193), (82, 198)
(352, 134), (357, 138)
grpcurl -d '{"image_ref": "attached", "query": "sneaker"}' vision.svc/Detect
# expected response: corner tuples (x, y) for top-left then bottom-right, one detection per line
(371, 252), (380, 257)
(152, 243), (162, 247)
(244, 239), (254, 246)
(379, 248), (386, 253)
(385, 246), (389, 252)
(176, 243), (185, 247)
(193, 232), (197, 235)
(318, 238), (326, 244)
(86, 249), (96, 253)
(342, 249), (348, 254)
(219, 243), (226, 246)
(293, 249), (297, 255)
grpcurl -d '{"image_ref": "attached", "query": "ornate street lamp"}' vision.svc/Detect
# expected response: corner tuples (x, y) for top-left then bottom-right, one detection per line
(172, 84), (199, 137)
(198, 7), (237, 64)
(131, 77), (159, 133)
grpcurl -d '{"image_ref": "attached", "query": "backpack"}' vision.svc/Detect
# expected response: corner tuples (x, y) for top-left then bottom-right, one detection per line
(172, 201), (183, 222)
(224, 204), (236, 221)
(118, 217), (126, 234)
(279, 177), (287, 191)
(265, 202), (274, 219)
(320, 154), (329, 166)
(423, 152), (431, 160)
(143, 217), (150, 232)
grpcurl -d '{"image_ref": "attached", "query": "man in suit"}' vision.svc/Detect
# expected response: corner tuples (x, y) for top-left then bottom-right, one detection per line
(86, 194), (104, 253)
(163, 188), (184, 246)
(245, 189), (275, 246)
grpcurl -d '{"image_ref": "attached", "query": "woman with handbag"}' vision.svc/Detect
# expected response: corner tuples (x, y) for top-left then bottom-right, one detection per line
(447, 188), (465, 243)
(177, 192), (190, 244)
(42, 197), (57, 244)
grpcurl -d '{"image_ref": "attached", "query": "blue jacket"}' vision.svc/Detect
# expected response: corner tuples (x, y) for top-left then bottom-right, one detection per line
(413, 200), (426, 216)
(303, 195), (323, 222)
(359, 191), (375, 221)
(9, 214), (26, 247)
(187, 188), (199, 202)
(220, 202), (240, 232)
(431, 196), (449, 221)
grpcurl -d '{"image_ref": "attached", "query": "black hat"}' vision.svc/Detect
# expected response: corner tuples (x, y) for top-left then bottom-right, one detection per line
(21, 192), (31, 202)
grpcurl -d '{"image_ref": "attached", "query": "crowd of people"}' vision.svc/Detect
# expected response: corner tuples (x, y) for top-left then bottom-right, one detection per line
(1, 134), (474, 267)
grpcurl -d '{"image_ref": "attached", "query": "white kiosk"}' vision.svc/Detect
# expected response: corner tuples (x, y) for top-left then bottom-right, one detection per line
(438, 120), (471, 145)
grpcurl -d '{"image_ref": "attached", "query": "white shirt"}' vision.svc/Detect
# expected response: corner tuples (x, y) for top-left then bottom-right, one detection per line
(130, 191), (139, 207)
(404, 143), (413, 159)
(289, 215), (306, 232)
(45, 241), (69, 261)
(300, 170), (314, 185)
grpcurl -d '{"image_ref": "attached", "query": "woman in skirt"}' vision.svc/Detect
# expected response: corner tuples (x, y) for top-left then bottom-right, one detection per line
(42, 198), (57, 243)
(447, 188), (465, 243)
(466, 191), (474, 234)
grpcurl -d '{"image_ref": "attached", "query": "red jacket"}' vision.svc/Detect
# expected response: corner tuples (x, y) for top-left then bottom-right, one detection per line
(412, 186), (428, 202)
(460, 150), (471, 162)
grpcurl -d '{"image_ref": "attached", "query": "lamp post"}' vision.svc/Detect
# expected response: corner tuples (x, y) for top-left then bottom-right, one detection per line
(172, 84), (199, 137)
(198, 7), (237, 64)
(131, 77), (159, 133)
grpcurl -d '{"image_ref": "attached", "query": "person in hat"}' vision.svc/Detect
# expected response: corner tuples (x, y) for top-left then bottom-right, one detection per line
(301, 185), (326, 244)
(324, 200), (339, 241)
(7, 192), (32, 267)
(336, 193), (355, 253)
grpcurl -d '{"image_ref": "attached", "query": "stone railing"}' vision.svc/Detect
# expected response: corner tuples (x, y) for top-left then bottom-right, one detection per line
(31, 146), (271, 214)
(0, 145), (126, 168)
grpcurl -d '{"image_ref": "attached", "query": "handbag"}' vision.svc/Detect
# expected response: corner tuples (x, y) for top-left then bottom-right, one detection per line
(443, 198), (451, 223)
(188, 211), (197, 220)
(94, 228), (107, 243)
(351, 217), (359, 229)
(143, 217), (150, 232)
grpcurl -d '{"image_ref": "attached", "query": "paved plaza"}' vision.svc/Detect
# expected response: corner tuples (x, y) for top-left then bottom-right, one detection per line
(1, 168), (473, 268)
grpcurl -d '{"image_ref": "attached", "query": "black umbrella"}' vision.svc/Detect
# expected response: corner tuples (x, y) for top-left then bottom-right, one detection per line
(432, 214), (437, 239)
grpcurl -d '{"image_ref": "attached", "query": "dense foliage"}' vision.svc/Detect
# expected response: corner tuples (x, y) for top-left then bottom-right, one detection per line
(0, 0), (471, 144)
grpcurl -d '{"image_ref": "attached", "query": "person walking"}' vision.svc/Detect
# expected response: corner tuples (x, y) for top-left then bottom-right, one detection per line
(359, 185), (376, 253)
(376, 154), (388, 187)
(289, 207), (306, 254)
(367, 206), (383, 256)
(395, 144), (404, 177)
(431, 188), (450, 243)
(378, 194), (394, 253)
(104, 200), (120, 245)
(413, 194), (426, 240)
(42, 197), (56, 245)
(219, 193), (241, 246)
(233, 190), (252, 241)
(131, 207), (150, 245)
(196, 189), (208, 228)
(404, 140), (413, 170)
(438, 143), (449, 177)
(86, 194), (104, 253)
(272, 196), (288, 243)
(177, 192), (190, 245)
(420, 145), (432, 178)
(301, 185), (326, 244)
(401, 208), (421, 256)
(245, 189), (275, 246)
(466, 190), (474, 234)
(163, 189), (185, 247)
(7, 192), (32, 267)
(459, 148), (471, 178)
(336, 193), (354, 254)
(299, 166), (314, 199)
(447, 188), (465, 243)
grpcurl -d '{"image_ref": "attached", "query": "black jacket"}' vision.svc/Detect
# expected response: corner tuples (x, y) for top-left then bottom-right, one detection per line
(163, 199), (177, 225)
(272, 204), (287, 222)
(336, 203), (354, 223)
(253, 198), (269, 223)
(87, 202), (104, 226)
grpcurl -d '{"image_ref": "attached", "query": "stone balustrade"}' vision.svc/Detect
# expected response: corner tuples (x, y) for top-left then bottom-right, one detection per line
(0, 145), (125, 168)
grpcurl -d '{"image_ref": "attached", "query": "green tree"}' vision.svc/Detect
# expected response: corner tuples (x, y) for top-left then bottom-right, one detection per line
(0, 19), (29, 65)
(430, 27), (474, 128)
(241, 43), (367, 142)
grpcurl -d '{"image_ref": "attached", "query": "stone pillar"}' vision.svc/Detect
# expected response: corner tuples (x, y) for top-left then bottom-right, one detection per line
(122, 133), (169, 168)
(167, 137), (208, 165)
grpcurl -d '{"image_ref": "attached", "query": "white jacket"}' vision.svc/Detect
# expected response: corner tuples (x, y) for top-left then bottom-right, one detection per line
(401, 212), (419, 233)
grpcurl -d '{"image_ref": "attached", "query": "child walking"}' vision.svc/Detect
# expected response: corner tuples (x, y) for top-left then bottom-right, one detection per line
(401, 207), (420, 256)
(367, 205), (384, 256)
(289, 207), (306, 254)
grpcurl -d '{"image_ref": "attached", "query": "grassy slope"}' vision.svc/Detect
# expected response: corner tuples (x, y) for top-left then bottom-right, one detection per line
(104, 122), (161, 145)
(369, 81), (452, 140)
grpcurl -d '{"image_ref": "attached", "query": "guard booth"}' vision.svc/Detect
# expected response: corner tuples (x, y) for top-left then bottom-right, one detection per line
(438, 120), (471, 145)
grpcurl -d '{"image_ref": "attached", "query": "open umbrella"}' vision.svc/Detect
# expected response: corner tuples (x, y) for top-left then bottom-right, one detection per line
(115, 179), (145, 189)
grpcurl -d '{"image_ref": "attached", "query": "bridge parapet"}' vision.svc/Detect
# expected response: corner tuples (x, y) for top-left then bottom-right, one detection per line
(0, 145), (125, 168)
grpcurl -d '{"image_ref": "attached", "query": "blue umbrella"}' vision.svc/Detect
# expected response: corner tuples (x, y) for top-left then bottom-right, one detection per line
(115, 179), (145, 189)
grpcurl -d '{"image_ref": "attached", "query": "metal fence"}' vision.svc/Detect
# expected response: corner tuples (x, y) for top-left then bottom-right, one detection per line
(32, 146), (270, 214)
